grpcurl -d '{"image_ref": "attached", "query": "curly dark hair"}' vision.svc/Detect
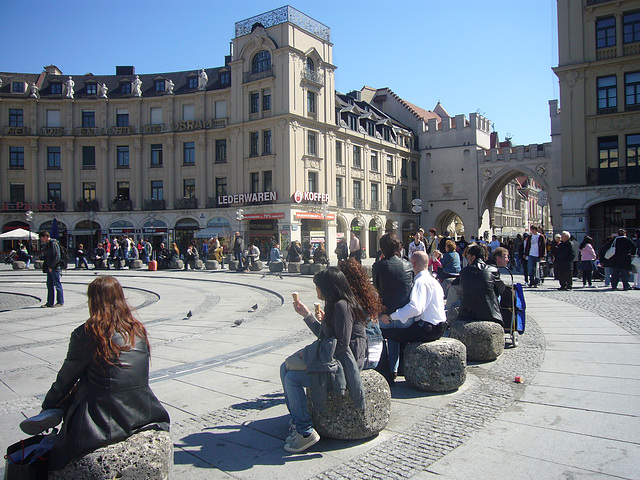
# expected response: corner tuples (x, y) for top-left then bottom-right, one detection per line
(338, 258), (384, 317)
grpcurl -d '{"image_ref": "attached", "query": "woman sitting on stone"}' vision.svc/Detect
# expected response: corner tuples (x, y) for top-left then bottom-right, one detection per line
(283, 267), (367, 453)
(25, 276), (170, 472)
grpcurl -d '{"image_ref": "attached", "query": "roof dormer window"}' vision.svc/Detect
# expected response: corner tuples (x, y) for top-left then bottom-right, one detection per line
(50, 83), (62, 94)
(154, 79), (165, 92)
(187, 76), (198, 89)
(86, 83), (97, 95)
(120, 81), (131, 94)
(12, 81), (25, 93)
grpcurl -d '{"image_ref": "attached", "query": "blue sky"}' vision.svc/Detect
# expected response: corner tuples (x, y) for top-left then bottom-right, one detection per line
(2, 1), (558, 145)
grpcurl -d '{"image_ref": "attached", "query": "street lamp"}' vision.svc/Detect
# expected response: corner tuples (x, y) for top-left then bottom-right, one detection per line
(25, 210), (33, 250)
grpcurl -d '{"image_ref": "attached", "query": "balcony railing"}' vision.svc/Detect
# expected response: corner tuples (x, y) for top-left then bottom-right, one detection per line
(336, 196), (346, 208)
(109, 198), (132, 211)
(175, 197), (198, 210)
(243, 67), (274, 84)
(388, 202), (397, 212)
(143, 199), (166, 210)
(596, 47), (617, 60)
(46, 199), (65, 212)
(370, 200), (380, 211)
(76, 199), (99, 212)
(589, 166), (640, 185)
(302, 69), (324, 85)
(597, 106), (617, 115)
(353, 199), (364, 209)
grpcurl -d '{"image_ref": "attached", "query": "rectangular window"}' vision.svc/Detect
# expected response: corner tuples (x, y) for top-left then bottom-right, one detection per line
(384, 128), (392, 142)
(150, 144), (163, 167)
(307, 91), (316, 114)
(367, 122), (375, 137)
(262, 89), (271, 111)
(596, 17), (616, 48)
(599, 136), (619, 169)
(387, 154), (394, 174)
(151, 180), (163, 200)
(250, 93), (259, 114)
(116, 110), (129, 127)
(47, 146), (61, 169)
(412, 189), (418, 200)
(50, 83), (62, 95)
(336, 177), (343, 198)
(188, 77), (198, 89)
(117, 146), (129, 168)
(82, 146), (96, 169)
(183, 142), (195, 165)
(46, 110), (61, 127)
(353, 145), (361, 168)
(215, 100), (227, 118)
(82, 111), (95, 128)
(219, 71), (230, 85)
(401, 188), (408, 209)
(251, 172), (260, 193)
(47, 182), (61, 201)
(120, 82), (131, 94)
(215, 139), (227, 163)
(263, 129), (272, 154)
(623, 11), (640, 44)
(182, 104), (195, 121)
(10, 184), (25, 203)
(401, 159), (408, 178)
(250, 132), (259, 156)
(215, 177), (227, 199)
(263, 170), (273, 192)
(371, 151), (378, 172)
(183, 179), (195, 199)
(86, 83), (97, 95)
(411, 160), (418, 180)
(371, 183), (379, 202)
(12, 82), (24, 93)
(387, 185), (394, 205)
(627, 134), (640, 167)
(9, 147), (24, 169)
(9, 109), (23, 127)
(117, 181), (130, 200)
(349, 115), (357, 131)
(597, 76), (617, 112)
(625, 71), (640, 109)
(150, 107), (163, 125)
(308, 172), (318, 193)
(353, 180), (361, 200)
(308, 131), (317, 156)
(336, 140), (343, 165)
(154, 79), (165, 92)
(83, 182), (96, 201)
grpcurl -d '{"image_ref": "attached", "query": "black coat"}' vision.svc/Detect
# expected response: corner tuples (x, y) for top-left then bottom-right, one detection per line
(459, 259), (505, 324)
(555, 240), (575, 270)
(42, 325), (170, 470)
(372, 255), (413, 315)
(607, 236), (637, 271)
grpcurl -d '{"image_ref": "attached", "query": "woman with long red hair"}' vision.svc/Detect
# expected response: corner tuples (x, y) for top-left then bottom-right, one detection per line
(35, 276), (170, 471)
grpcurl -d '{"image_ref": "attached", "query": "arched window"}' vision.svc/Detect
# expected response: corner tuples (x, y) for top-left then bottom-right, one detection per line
(252, 51), (271, 73)
(306, 58), (315, 73)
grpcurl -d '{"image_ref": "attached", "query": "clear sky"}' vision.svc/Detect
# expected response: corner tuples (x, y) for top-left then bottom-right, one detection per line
(2, 0), (558, 145)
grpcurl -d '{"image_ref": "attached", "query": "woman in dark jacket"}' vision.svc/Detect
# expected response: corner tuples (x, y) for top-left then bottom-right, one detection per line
(282, 267), (366, 453)
(287, 240), (302, 263)
(458, 244), (505, 324)
(40, 276), (169, 471)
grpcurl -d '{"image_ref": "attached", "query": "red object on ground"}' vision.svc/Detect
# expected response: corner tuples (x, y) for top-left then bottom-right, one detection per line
(148, 260), (157, 271)
(515, 376), (523, 383)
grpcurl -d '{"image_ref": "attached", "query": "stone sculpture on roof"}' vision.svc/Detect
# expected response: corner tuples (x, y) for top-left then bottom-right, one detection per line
(198, 69), (208, 91)
(64, 76), (75, 99)
(166, 79), (174, 95)
(99, 83), (108, 98)
(30, 83), (39, 98)
(132, 75), (142, 97)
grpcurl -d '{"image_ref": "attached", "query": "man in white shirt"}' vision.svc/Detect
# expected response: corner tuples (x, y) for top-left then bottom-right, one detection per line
(381, 251), (447, 343)
(408, 232), (426, 258)
(349, 232), (361, 263)
(524, 225), (546, 287)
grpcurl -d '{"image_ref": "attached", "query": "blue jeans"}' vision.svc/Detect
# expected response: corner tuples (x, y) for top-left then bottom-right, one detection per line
(380, 318), (415, 374)
(46, 269), (64, 306)
(280, 362), (313, 436)
(604, 266), (612, 287)
(527, 256), (540, 285)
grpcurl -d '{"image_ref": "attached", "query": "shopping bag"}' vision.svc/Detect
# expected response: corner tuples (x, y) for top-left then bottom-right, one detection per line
(3, 435), (49, 480)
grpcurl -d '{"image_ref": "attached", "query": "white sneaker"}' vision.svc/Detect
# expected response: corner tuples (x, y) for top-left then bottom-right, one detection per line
(284, 428), (320, 453)
(285, 422), (297, 444)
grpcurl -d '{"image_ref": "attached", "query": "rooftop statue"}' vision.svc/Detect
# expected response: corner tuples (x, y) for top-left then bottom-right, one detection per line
(198, 69), (208, 91)
(132, 75), (142, 97)
(64, 76), (75, 99)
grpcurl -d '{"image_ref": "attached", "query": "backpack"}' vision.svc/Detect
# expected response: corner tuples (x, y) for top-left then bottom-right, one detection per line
(57, 241), (69, 269)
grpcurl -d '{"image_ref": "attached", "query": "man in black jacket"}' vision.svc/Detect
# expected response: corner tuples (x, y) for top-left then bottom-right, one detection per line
(39, 231), (64, 307)
(458, 244), (504, 324)
(555, 231), (575, 291)
(608, 229), (637, 291)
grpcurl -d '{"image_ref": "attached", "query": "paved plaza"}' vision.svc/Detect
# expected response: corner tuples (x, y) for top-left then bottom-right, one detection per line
(0, 264), (639, 479)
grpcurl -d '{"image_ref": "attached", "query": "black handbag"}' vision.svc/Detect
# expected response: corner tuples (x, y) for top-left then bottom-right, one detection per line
(4, 435), (49, 480)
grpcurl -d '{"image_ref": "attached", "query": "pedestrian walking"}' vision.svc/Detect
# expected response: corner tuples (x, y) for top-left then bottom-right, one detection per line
(579, 236), (597, 287)
(606, 229), (637, 291)
(556, 231), (575, 291)
(39, 231), (64, 307)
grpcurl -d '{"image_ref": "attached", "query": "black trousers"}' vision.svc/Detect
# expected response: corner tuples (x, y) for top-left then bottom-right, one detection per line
(557, 268), (572, 289)
(382, 321), (447, 344)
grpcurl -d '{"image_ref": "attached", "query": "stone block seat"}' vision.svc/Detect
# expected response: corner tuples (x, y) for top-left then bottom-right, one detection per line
(403, 338), (467, 392)
(309, 263), (326, 275)
(307, 369), (391, 440)
(195, 259), (204, 270)
(12, 261), (27, 270)
(269, 261), (284, 272)
(288, 262), (302, 273)
(130, 260), (143, 270)
(48, 430), (173, 480)
(300, 263), (312, 275)
(170, 259), (184, 270)
(249, 261), (263, 271)
(205, 260), (220, 270)
(450, 320), (504, 362)
(228, 259), (240, 271)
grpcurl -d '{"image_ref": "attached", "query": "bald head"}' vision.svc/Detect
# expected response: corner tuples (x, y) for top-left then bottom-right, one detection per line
(410, 251), (429, 273)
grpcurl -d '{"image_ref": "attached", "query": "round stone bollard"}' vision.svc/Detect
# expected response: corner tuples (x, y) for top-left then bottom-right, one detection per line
(307, 369), (391, 440)
(12, 261), (27, 270)
(300, 263), (312, 275)
(450, 320), (504, 362)
(249, 261), (263, 271)
(195, 259), (204, 270)
(48, 430), (173, 480)
(228, 260), (240, 271)
(288, 262), (302, 273)
(269, 262), (284, 272)
(130, 260), (143, 270)
(170, 259), (184, 270)
(205, 260), (220, 270)
(403, 339), (467, 392)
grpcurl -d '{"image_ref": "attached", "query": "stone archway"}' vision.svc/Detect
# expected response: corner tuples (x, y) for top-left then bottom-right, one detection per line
(434, 210), (464, 238)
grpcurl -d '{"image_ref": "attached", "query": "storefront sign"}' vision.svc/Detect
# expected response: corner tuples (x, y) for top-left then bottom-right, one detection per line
(310, 231), (325, 237)
(108, 126), (136, 135)
(40, 127), (65, 136)
(143, 228), (167, 233)
(250, 220), (275, 230)
(171, 119), (225, 132)
(292, 191), (330, 203)
(1, 202), (58, 212)
(217, 191), (277, 205)
(109, 228), (135, 234)
(243, 212), (285, 220)
(295, 212), (335, 220)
